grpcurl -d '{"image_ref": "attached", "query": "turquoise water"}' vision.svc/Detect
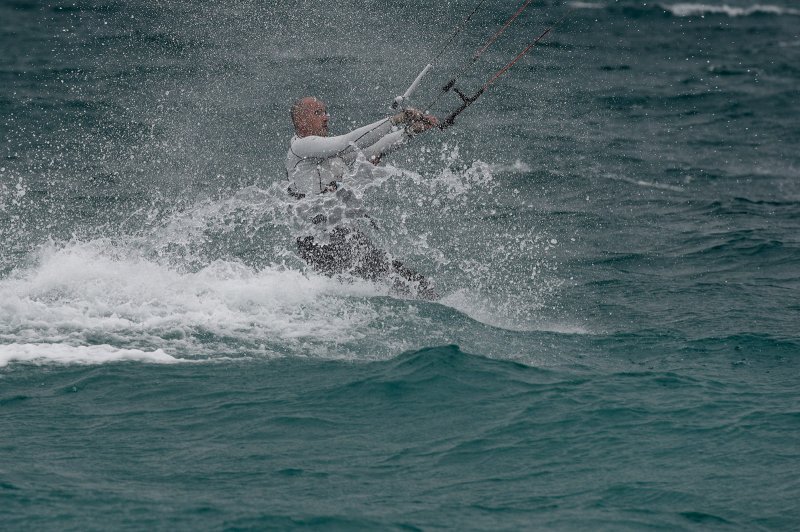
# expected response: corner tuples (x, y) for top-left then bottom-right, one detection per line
(2, 0), (799, 529)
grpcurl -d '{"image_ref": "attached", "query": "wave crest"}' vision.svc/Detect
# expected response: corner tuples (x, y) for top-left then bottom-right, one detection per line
(0, 343), (183, 368)
(660, 3), (800, 17)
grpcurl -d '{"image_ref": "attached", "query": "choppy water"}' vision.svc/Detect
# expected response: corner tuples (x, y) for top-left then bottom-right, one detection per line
(2, 0), (799, 529)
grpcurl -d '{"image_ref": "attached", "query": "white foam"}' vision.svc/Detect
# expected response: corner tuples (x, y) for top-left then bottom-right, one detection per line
(605, 174), (685, 192)
(0, 240), (388, 359)
(567, 1), (606, 9)
(0, 343), (182, 367)
(661, 3), (800, 17)
(489, 159), (532, 174)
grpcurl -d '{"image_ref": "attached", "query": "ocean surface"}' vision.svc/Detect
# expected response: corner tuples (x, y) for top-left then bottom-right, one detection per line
(2, 0), (799, 529)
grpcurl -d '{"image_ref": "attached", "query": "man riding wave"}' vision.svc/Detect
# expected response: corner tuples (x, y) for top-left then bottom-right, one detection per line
(285, 97), (439, 298)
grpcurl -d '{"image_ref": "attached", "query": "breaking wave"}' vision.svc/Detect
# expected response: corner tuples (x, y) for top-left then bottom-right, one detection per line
(660, 3), (800, 17)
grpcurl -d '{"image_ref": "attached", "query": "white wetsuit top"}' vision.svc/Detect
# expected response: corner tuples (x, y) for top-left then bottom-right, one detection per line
(285, 117), (407, 197)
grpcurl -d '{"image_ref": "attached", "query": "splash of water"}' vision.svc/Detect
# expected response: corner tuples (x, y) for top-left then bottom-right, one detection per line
(1, 153), (568, 366)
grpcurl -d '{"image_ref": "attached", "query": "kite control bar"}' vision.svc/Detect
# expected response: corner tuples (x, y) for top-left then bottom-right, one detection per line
(391, 0), (489, 111)
(389, 1), (571, 130)
(440, 87), (484, 130)
(438, 9), (571, 130)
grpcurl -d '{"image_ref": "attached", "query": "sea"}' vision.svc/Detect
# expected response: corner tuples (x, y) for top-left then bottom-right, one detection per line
(1, 0), (799, 529)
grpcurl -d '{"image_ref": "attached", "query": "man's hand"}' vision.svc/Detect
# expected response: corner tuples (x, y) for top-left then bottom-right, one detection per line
(407, 112), (438, 134)
(392, 108), (439, 135)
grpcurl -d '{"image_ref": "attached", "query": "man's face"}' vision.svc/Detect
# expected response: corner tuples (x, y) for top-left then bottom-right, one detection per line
(296, 98), (329, 137)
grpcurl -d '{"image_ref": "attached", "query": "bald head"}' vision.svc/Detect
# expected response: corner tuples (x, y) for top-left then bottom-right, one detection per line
(291, 97), (329, 137)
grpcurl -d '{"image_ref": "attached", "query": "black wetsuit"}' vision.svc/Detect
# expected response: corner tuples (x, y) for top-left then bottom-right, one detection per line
(295, 225), (436, 299)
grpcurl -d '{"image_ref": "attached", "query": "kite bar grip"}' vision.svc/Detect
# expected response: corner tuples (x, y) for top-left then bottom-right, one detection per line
(392, 63), (433, 110)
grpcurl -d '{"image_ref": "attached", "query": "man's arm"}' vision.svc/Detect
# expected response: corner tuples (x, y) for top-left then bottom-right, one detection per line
(360, 129), (408, 163)
(359, 111), (438, 164)
(291, 117), (396, 159)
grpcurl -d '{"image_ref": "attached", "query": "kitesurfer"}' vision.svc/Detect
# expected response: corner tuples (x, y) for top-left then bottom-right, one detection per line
(286, 96), (438, 298)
